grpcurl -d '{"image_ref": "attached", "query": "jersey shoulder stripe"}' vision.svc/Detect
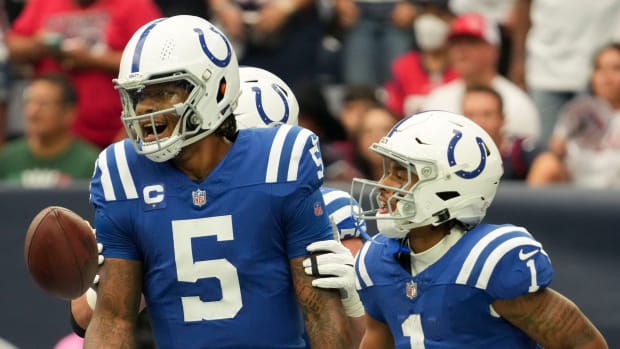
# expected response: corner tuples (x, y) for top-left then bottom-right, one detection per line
(320, 187), (361, 239)
(355, 239), (374, 289)
(265, 125), (315, 183)
(92, 140), (140, 203)
(455, 225), (545, 289)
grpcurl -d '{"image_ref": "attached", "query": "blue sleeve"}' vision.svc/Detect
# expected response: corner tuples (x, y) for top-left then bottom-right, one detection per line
(485, 246), (554, 300)
(89, 142), (142, 261)
(290, 130), (324, 193)
(94, 205), (141, 261)
(283, 187), (333, 259)
(354, 241), (385, 323)
(358, 287), (385, 323)
(282, 128), (332, 259)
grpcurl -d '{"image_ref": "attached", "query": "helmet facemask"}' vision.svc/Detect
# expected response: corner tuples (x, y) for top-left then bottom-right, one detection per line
(117, 72), (209, 162)
(352, 144), (441, 239)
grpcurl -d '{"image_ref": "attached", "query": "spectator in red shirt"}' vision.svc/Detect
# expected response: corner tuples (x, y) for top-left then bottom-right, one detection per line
(384, 1), (458, 117)
(6, 0), (162, 149)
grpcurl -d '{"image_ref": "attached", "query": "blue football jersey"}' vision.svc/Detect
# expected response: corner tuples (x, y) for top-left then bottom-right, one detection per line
(355, 224), (554, 349)
(90, 125), (333, 349)
(320, 187), (368, 241)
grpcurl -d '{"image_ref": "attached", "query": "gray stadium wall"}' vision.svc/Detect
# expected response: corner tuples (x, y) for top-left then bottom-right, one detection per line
(0, 182), (618, 348)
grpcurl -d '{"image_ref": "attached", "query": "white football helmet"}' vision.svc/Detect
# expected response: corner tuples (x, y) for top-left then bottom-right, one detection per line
(114, 15), (241, 162)
(234, 66), (299, 129)
(351, 110), (503, 239)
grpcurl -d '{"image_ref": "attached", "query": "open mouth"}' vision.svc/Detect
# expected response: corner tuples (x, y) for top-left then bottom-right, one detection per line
(141, 120), (168, 142)
(377, 199), (389, 214)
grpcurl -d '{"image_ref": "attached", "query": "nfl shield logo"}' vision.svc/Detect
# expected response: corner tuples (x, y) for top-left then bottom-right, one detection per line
(313, 202), (323, 216)
(406, 280), (417, 299)
(192, 189), (207, 207)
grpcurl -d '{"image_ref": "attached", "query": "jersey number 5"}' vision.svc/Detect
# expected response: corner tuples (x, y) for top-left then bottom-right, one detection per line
(172, 215), (243, 322)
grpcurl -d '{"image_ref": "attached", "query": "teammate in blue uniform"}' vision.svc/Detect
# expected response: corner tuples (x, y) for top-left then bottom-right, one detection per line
(234, 65), (369, 346)
(234, 65), (368, 345)
(84, 15), (350, 349)
(351, 110), (607, 348)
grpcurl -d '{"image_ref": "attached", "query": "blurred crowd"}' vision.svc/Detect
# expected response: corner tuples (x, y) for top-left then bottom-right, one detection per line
(0, 0), (619, 190)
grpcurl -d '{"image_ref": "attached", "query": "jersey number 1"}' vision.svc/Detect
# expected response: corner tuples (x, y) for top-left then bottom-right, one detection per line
(172, 215), (243, 322)
(402, 314), (426, 349)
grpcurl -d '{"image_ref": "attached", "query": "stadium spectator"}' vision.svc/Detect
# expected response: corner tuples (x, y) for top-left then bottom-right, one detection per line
(338, 84), (381, 139)
(509, 0), (620, 146)
(462, 85), (540, 180)
(154, 0), (208, 18)
(527, 43), (620, 188)
(208, 0), (323, 86)
(448, 0), (517, 77)
(0, 73), (99, 187)
(423, 12), (541, 143)
(352, 105), (398, 181)
(294, 80), (349, 180)
(384, 0), (458, 117)
(6, 0), (161, 149)
(336, 0), (416, 85)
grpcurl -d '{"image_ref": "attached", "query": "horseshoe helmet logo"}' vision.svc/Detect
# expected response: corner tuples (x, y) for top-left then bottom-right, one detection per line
(194, 26), (232, 68)
(447, 129), (487, 179)
(251, 84), (290, 125)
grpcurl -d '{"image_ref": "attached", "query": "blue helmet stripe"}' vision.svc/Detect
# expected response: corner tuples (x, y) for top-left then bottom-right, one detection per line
(387, 116), (409, 137)
(131, 19), (165, 73)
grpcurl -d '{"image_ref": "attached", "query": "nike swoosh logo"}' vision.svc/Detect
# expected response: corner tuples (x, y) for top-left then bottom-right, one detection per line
(519, 249), (539, 260)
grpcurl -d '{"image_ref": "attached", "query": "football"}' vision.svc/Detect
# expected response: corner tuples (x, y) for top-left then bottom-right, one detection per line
(24, 206), (99, 300)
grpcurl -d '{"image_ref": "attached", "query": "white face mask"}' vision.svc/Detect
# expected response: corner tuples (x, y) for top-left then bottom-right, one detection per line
(414, 14), (449, 51)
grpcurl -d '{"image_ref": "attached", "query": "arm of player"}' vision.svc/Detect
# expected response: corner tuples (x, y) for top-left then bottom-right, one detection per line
(493, 288), (608, 349)
(359, 314), (395, 349)
(290, 255), (352, 349)
(83, 258), (143, 348)
(303, 239), (365, 318)
(303, 239), (366, 347)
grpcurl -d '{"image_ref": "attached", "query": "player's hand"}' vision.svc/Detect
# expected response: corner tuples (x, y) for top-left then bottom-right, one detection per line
(303, 240), (355, 289)
(303, 240), (365, 317)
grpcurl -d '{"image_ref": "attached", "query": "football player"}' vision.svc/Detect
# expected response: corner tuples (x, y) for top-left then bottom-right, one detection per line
(83, 15), (350, 348)
(70, 65), (365, 346)
(234, 65), (368, 345)
(351, 110), (608, 348)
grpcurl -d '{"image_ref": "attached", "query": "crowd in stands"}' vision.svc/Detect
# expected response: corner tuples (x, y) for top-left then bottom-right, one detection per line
(1, 0), (620, 190)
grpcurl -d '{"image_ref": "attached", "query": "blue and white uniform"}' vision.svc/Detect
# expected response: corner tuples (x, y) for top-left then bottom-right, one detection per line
(90, 125), (332, 349)
(355, 224), (554, 348)
(320, 187), (369, 241)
